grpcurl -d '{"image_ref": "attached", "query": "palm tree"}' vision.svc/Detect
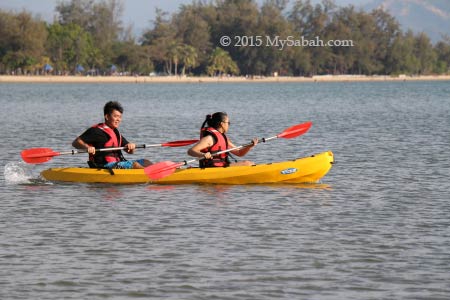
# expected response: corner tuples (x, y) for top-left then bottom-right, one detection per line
(167, 41), (182, 75)
(206, 47), (239, 76)
(180, 45), (198, 76)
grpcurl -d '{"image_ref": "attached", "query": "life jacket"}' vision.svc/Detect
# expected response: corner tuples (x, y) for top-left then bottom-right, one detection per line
(89, 123), (123, 165)
(200, 127), (229, 168)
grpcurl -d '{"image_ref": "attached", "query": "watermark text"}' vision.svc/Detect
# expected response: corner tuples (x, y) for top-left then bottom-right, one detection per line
(220, 35), (354, 50)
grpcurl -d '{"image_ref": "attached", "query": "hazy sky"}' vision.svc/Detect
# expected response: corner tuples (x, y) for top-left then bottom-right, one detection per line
(0, 0), (372, 35)
(0, 0), (193, 33)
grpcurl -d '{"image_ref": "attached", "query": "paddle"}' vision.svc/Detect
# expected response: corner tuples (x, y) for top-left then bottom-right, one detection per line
(145, 121), (312, 180)
(21, 139), (199, 164)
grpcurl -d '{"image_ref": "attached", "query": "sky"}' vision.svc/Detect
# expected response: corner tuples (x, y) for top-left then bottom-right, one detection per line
(0, 0), (372, 36)
(0, 0), (194, 34)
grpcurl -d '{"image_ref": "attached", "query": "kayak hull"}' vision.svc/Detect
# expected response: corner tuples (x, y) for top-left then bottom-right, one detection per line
(41, 151), (334, 184)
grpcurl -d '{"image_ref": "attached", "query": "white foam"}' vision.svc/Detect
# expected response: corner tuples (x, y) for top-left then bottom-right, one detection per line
(4, 162), (34, 184)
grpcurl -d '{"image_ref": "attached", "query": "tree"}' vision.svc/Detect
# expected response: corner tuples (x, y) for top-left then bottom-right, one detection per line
(56, 0), (124, 67)
(213, 0), (260, 75)
(113, 40), (153, 75)
(0, 11), (47, 74)
(256, 0), (292, 75)
(370, 8), (401, 74)
(434, 36), (450, 74)
(414, 32), (436, 75)
(288, 0), (336, 75)
(141, 8), (177, 74)
(91, 0), (124, 64)
(179, 44), (198, 75)
(326, 7), (353, 74)
(46, 23), (97, 73)
(399, 30), (420, 75)
(56, 0), (95, 29)
(172, 2), (213, 72)
(207, 47), (239, 76)
(3, 0), (450, 77)
(167, 40), (183, 75)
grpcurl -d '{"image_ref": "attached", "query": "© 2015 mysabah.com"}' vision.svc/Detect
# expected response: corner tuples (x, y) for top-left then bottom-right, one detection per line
(220, 35), (355, 50)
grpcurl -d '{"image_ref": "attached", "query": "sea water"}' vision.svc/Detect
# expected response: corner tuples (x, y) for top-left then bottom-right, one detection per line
(1, 81), (449, 299)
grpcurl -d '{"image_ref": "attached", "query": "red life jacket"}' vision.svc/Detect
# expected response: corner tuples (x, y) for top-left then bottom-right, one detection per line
(89, 123), (123, 163)
(200, 127), (229, 167)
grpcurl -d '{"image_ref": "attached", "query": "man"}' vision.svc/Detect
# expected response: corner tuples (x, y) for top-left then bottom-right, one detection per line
(72, 101), (151, 169)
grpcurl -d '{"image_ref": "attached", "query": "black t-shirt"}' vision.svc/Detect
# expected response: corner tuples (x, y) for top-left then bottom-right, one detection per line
(79, 126), (129, 164)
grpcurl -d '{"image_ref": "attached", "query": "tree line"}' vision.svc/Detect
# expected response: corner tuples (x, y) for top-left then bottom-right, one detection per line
(1, 0), (450, 77)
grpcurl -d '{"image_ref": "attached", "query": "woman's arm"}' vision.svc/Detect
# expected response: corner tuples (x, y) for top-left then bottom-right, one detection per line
(187, 135), (214, 159)
(229, 138), (258, 157)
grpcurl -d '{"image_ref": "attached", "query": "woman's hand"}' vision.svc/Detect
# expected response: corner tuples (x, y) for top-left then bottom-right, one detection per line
(203, 152), (212, 159)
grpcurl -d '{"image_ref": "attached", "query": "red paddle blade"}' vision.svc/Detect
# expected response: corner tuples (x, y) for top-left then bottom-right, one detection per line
(278, 121), (312, 139)
(161, 139), (198, 147)
(21, 148), (60, 164)
(144, 161), (184, 180)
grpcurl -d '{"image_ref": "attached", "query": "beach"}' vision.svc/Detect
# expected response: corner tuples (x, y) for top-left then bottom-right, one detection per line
(1, 74), (450, 83)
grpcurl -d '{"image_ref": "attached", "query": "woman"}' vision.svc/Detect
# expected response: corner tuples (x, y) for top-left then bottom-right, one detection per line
(187, 112), (258, 167)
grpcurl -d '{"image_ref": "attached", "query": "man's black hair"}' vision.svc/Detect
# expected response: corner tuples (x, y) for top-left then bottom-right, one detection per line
(104, 101), (123, 115)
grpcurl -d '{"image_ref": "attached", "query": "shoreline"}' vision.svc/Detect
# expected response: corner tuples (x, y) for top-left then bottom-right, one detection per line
(1, 74), (450, 83)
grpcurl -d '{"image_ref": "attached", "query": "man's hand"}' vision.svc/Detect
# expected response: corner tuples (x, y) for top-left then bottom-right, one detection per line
(125, 143), (136, 154)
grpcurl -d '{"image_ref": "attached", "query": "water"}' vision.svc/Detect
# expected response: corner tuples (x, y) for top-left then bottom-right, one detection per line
(1, 81), (449, 299)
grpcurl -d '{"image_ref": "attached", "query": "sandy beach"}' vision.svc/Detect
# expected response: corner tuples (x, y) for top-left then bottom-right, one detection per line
(1, 74), (450, 83)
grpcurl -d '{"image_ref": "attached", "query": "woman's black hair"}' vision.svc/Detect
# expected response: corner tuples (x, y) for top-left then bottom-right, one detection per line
(104, 101), (123, 115)
(201, 112), (228, 130)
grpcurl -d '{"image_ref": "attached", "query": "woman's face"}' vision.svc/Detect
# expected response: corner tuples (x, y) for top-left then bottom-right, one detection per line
(220, 116), (230, 133)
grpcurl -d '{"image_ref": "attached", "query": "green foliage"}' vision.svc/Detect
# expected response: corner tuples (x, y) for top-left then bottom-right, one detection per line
(113, 41), (153, 75)
(55, 0), (124, 68)
(1, 0), (450, 76)
(434, 36), (450, 74)
(179, 44), (199, 75)
(207, 47), (240, 76)
(141, 8), (178, 74)
(172, 2), (212, 72)
(46, 23), (97, 73)
(0, 10), (47, 73)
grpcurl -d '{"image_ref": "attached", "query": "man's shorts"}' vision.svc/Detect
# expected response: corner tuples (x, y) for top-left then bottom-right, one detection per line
(104, 159), (146, 169)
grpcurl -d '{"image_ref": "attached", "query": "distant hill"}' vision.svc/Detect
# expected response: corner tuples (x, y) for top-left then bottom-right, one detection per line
(363, 0), (450, 43)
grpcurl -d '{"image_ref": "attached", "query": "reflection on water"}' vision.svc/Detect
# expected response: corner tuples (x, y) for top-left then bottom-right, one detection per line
(146, 185), (176, 192)
(86, 185), (126, 202)
(259, 182), (332, 189)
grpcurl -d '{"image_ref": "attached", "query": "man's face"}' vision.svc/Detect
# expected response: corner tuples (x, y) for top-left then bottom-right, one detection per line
(105, 109), (122, 129)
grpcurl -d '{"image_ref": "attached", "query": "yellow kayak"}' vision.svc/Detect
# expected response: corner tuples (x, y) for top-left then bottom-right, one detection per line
(41, 151), (334, 184)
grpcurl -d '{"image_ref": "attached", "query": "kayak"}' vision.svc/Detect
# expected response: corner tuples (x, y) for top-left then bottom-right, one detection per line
(41, 151), (333, 184)
(40, 151), (334, 184)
